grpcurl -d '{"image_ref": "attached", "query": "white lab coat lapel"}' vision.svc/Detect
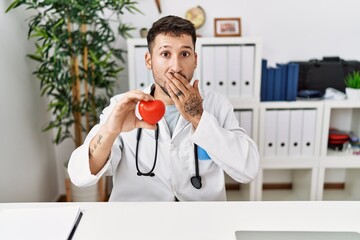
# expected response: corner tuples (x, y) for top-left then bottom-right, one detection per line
(172, 115), (189, 140)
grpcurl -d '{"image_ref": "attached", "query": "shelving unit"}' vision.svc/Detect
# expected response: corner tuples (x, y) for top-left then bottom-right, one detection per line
(127, 38), (360, 201)
(316, 100), (360, 200)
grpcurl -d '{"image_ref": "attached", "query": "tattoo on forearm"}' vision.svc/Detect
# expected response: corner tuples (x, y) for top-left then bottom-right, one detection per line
(184, 94), (203, 117)
(89, 134), (103, 159)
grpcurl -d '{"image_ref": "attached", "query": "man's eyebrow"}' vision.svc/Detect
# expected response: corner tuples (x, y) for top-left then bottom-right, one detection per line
(182, 45), (193, 50)
(158, 45), (193, 51)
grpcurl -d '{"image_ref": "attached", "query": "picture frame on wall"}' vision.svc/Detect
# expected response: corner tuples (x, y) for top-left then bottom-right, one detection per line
(214, 18), (241, 37)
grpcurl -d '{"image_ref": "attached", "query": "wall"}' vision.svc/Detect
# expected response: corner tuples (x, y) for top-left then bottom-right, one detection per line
(0, 0), (59, 202)
(1, 0), (360, 201)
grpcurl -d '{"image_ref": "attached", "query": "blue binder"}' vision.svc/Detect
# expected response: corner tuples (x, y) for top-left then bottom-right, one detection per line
(274, 67), (282, 101)
(261, 59), (268, 101)
(267, 68), (275, 101)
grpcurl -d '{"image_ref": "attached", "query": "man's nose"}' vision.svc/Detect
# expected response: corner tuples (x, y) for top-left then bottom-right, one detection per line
(169, 56), (183, 73)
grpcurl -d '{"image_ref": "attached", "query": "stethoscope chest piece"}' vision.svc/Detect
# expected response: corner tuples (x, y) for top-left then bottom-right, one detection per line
(190, 176), (202, 189)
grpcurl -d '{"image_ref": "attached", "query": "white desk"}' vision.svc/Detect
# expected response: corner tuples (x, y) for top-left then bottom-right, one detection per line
(1, 201), (360, 240)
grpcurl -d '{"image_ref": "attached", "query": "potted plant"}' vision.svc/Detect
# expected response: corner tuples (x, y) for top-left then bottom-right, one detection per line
(344, 71), (360, 100)
(6, 0), (140, 201)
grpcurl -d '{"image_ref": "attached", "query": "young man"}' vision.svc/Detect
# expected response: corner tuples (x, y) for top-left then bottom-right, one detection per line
(68, 15), (259, 201)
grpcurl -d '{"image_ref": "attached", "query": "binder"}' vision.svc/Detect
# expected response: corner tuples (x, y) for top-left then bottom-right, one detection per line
(289, 109), (303, 156)
(301, 109), (317, 156)
(240, 45), (255, 97)
(239, 110), (253, 138)
(286, 63), (299, 101)
(292, 64), (300, 100)
(275, 110), (290, 156)
(134, 47), (148, 89)
(267, 68), (275, 101)
(264, 110), (277, 156)
(273, 67), (282, 101)
(214, 46), (228, 96)
(228, 46), (242, 97)
(147, 67), (153, 86)
(201, 46), (215, 92)
(260, 59), (268, 101)
(277, 64), (288, 101)
(233, 110), (241, 124)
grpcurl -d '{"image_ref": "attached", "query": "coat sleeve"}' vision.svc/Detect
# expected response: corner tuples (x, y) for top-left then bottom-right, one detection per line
(191, 93), (259, 183)
(67, 96), (123, 187)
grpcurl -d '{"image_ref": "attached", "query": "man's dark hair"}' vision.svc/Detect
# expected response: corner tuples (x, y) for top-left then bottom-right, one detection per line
(147, 15), (197, 52)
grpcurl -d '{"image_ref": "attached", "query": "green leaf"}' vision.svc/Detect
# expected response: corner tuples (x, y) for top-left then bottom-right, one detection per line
(5, 0), (21, 13)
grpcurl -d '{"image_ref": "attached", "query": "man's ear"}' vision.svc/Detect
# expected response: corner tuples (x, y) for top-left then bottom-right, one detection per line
(145, 52), (152, 70)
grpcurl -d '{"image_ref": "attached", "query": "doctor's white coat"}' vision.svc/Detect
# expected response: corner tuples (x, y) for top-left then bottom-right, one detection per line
(68, 86), (259, 201)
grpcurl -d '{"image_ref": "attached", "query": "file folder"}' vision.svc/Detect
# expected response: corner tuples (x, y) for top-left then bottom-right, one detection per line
(275, 110), (290, 156)
(260, 59), (268, 101)
(289, 109), (303, 156)
(301, 109), (317, 156)
(264, 110), (277, 156)
(286, 63), (300, 101)
(201, 46), (215, 92)
(228, 46), (242, 97)
(214, 46), (228, 96)
(239, 110), (253, 138)
(267, 68), (275, 101)
(134, 47), (148, 89)
(240, 45), (255, 97)
(147, 67), (153, 86)
(233, 110), (241, 124)
(277, 64), (288, 101)
(273, 67), (282, 101)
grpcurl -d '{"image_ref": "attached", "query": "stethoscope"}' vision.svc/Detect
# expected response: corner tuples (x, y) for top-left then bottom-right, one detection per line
(135, 123), (202, 189)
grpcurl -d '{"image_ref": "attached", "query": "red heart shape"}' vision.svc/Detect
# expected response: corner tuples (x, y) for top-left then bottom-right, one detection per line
(138, 100), (165, 125)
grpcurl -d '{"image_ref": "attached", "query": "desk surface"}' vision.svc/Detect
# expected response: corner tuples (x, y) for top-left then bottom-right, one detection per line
(1, 201), (360, 240)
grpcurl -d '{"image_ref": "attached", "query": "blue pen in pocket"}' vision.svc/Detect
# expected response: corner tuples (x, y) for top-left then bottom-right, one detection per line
(197, 145), (211, 160)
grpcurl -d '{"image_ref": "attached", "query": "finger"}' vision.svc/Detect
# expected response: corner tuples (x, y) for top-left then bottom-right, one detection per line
(165, 72), (191, 92)
(123, 90), (154, 104)
(166, 83), (181, 103)
(193, 79), (200, 92)
(166, 79), (183, 99)
(166, 76), (188, 98)
(174, 72), (192, 89)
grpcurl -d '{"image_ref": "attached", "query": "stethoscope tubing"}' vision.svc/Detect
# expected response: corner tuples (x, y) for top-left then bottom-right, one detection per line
(135, 124), (202, 189)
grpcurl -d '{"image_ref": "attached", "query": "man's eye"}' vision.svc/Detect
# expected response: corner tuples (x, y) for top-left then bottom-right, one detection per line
(161, 52), (170, 57)
(182, 52), (190, 57)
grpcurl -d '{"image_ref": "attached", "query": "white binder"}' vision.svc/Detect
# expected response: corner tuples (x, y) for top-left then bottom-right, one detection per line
(264, 110), (277, 156)
(275, 110), (290, 156)
(214, 46), (228, 96)
(134, 47), (148, 89)
(289, 110), (303, 156)
(201, 46), (215, 92)
(301, 109), (317, 156)
(239, 110), (253, 138)
(227, 46), (241, 97)
(147, 68), (153, 86)
(234, 110), (241, 124)
(240, 45), (255, 97)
